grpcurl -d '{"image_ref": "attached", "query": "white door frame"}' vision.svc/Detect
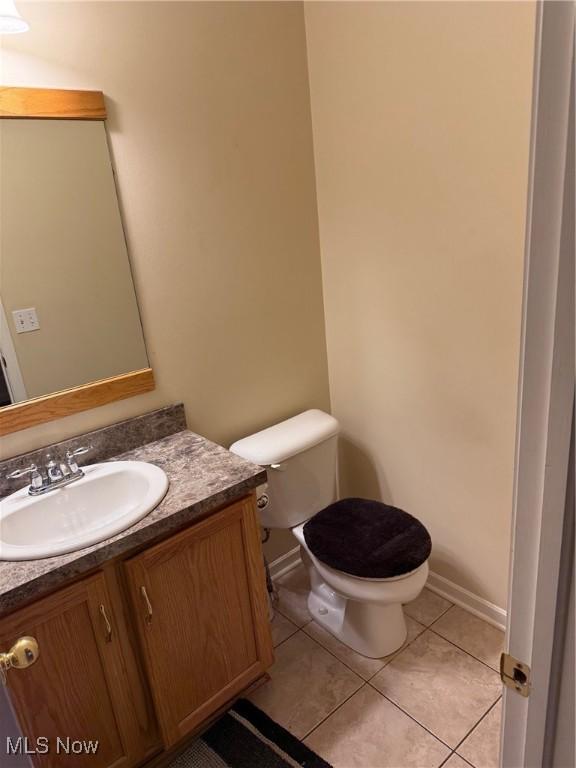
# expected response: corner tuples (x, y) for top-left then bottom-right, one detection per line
(501, 2), (575, 766)
(0, 298), (27, 404)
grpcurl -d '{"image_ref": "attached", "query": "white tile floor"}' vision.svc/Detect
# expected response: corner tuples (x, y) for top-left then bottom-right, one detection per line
(250, 565), (505, 768)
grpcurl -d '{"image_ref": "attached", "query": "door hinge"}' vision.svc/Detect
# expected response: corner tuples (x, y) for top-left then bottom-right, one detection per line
(500, 652), (531, 697)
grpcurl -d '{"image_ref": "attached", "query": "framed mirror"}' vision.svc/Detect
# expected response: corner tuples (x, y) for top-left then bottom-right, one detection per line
(0, 87), (154, 435)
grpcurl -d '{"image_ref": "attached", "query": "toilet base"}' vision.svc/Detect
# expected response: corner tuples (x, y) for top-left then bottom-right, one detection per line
(293, 534), (426, 659)
(307, 579), (408, 659)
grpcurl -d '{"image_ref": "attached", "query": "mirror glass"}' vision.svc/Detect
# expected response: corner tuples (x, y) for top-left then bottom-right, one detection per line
(0, 119), (148, 406)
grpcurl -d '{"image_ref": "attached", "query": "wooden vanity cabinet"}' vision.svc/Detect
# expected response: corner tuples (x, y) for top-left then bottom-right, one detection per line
(0, 572), (158, 768)
(0, 494), (273, 765)
(124, 495), (274, 746)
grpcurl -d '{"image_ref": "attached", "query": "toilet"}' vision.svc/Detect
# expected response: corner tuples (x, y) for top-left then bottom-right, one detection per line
(230, 409), (431, 658)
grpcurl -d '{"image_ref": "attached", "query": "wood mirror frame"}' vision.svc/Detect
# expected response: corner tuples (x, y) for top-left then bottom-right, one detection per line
(0, 87), (154, 436)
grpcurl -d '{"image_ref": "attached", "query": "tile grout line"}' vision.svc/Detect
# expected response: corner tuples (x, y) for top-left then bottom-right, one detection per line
(438, 749), (476, 768)
(299, 680), (366, 743)
(275, 603), (500, 682)
(404, 597), (455, 627)
(364, 679), (455, 752)
(364, 673), (502, 758)
(271, 629), (299, 651)
(297, 624), (502, 759)
(274, 604), (499, 690)
(263, 626), (365, 745)
(270, 613), (301, 650)
(280, 627), (448, 747)
(450, 694), (503, 758)
(405, 603), (503, 675)
(425, 603), (504, 671)
(424, 604), (455, 628)
(271, 585), (502, 750)
(300, 626), (369, 678)
(301, 615), (427, 683)
(270, 602), (500, 762)
(292, 625), (365, 683)
(426, 625), (503, 675)
(363, 621), (427, 682)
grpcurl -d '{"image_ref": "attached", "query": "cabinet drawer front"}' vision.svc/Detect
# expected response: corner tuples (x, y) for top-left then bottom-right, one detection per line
(125, 496), (273, 746)
(0, 574), (139, 768)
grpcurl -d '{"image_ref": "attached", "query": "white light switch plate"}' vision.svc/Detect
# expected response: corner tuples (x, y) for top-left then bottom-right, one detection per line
(12, 308), (40, 334)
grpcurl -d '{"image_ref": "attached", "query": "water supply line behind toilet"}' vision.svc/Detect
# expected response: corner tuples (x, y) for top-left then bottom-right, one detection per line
(256, 484), (278, 619)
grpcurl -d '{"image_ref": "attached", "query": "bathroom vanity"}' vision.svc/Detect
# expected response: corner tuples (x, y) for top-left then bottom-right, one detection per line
(0, 405), (273, 767)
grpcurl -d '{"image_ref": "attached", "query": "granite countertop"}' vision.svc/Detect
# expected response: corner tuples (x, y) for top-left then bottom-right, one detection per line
(0, 430), (267, 618)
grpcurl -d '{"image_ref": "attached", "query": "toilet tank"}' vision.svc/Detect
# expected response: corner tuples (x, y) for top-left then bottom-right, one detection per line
(230, 410), (339, 529)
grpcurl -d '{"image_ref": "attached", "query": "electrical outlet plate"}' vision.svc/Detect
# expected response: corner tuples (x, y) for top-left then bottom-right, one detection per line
(12, 308), (40, 334)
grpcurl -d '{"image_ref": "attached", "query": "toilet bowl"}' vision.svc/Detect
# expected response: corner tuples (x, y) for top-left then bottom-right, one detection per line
(293, 523), (428, 657)
(230, 409), (430, 659)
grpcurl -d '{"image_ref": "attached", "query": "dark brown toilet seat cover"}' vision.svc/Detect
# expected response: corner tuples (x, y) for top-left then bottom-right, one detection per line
(303, 498), (432, 579)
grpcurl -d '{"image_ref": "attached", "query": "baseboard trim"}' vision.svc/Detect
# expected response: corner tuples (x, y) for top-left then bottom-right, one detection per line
(268, 546), (301, 581)
(426, 571), (507, 632)
(268, 548), (508, 632)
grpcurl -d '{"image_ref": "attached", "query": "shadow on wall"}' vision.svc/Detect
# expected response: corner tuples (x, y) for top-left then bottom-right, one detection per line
(338, 436), (391, 503)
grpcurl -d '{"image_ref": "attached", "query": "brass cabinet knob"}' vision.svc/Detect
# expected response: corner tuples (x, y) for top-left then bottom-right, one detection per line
(0, 636), (40, 680)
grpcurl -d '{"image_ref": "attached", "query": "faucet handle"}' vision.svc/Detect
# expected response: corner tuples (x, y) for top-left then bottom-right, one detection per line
(7, 463), (38, 480)
(6, 464), (44, 490)
(65, 445), (92, 474)
(66, 445), (93, 458)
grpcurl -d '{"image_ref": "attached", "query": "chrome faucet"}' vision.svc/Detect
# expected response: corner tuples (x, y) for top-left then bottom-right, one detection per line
(7, 446), (93, 496)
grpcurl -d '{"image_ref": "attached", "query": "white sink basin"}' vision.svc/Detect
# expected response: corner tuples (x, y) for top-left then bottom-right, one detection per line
(0, 461), (169, 561)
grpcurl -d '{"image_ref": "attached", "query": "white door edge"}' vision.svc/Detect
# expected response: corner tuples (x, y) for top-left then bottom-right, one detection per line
(501, 2), (575, 766)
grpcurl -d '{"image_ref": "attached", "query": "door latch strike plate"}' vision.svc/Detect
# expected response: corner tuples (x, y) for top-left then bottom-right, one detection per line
(500, 652), (531, 697)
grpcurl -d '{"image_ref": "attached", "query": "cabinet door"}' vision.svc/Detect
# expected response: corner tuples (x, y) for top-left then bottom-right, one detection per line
(124, 495), (273, 746)
(0, 572), (157, 768)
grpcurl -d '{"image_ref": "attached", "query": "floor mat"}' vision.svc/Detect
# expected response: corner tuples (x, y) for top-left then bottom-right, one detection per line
(170, 699), (332, 768)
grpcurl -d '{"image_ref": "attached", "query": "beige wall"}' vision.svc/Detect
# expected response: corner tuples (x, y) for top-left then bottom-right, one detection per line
(1, 2), (536, 597)
(305, 1), (535, 608)
(1, 119), (148, 399)
(0, 2), (329, 559)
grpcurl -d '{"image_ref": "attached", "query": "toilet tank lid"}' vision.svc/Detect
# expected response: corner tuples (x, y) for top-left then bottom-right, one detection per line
(230, 409), (339, 465)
